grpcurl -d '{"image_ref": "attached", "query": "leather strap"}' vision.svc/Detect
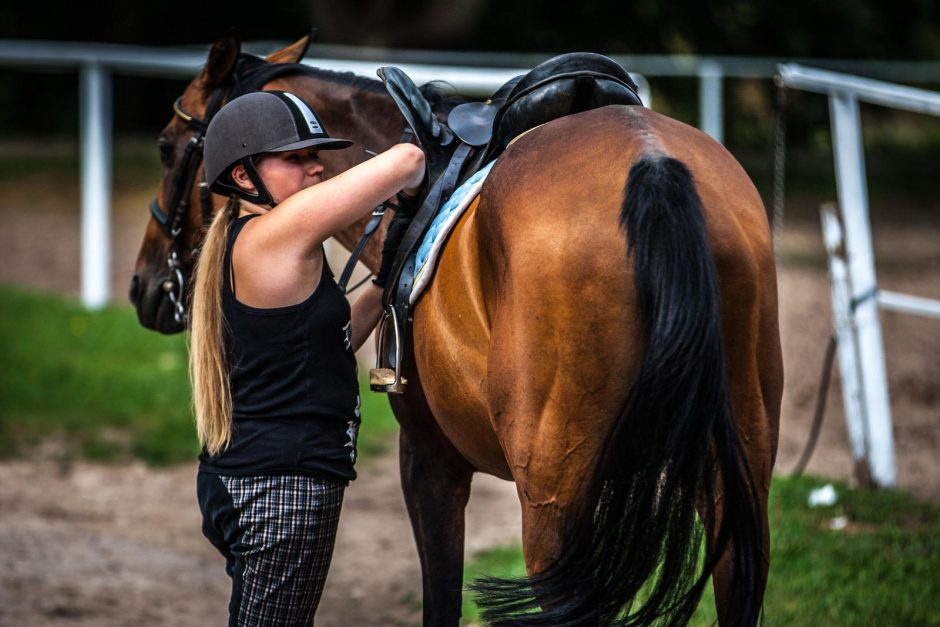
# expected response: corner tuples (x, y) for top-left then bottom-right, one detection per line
(336, 128), (418, 294)
(337, 204), (386, 293)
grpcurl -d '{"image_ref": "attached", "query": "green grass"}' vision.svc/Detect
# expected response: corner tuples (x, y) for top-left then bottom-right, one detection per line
(0, 284), (399, 465)
(461, 475), (940, 625)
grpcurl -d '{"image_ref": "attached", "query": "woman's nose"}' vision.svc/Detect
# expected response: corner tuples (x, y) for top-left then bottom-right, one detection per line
(305, 158), (324, 175)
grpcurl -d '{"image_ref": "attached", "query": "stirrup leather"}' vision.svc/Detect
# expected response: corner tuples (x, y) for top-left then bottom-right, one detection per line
(370, 306), (408, 393)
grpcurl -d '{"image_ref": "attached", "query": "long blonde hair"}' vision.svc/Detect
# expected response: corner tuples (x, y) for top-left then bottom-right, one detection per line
(189, 197), (239, 456)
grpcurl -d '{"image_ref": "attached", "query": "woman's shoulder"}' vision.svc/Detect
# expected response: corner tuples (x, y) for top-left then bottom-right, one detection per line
(229, 219), (325, 310)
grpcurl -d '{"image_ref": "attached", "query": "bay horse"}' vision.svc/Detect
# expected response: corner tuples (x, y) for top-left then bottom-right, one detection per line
(131, 32), (782, 626)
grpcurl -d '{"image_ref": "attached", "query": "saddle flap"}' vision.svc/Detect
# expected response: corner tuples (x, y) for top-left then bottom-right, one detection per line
(377, 66), (454, 150)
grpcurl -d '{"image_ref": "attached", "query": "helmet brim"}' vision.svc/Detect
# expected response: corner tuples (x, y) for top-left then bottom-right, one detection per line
(268, 137), (353, 153)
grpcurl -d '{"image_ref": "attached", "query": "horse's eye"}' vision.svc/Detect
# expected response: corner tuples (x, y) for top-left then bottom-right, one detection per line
(158, 141), (175, 168)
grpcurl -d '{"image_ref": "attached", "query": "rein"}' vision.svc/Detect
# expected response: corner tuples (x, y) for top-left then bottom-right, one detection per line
(149, 91), (225, 326)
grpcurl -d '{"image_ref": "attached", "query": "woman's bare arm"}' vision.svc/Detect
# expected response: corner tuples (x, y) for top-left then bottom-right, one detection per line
(247, 143), (425, 260)
(349, 283), (385, 353)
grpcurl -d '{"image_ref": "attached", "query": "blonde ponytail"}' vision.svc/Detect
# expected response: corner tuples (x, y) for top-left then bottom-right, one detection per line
(190, 198), (239, 456)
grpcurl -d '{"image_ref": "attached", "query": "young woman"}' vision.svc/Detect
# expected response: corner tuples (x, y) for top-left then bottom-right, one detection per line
(190, 90), (424, 625)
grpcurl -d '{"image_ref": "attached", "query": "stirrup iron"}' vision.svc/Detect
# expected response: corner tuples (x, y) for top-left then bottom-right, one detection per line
(370, 306), (408, 393)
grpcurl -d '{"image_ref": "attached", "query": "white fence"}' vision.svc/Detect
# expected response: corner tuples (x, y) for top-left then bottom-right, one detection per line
(2, 40), (940, 309)
(777, 64), (940, 489)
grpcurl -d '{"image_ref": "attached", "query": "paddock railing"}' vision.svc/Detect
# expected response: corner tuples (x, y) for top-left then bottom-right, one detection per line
(777, 63), (940, 489)
(2, 40), (940, 311)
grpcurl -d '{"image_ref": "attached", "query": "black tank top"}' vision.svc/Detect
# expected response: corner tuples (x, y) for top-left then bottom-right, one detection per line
(198, 214), (360, 482)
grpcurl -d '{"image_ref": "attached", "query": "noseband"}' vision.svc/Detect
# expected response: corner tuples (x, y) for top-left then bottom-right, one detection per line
(148, 90), (226, 326)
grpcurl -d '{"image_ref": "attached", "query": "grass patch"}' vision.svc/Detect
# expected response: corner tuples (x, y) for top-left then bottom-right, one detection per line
(461, 475), (940, 625)
(0, 284), (398, 466)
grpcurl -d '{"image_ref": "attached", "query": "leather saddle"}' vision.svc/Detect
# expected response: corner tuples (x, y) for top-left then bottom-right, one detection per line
(370, 52), (644, 393)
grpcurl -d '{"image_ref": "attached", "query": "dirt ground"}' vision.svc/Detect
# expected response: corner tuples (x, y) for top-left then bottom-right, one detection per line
(0, 173), (938, 625)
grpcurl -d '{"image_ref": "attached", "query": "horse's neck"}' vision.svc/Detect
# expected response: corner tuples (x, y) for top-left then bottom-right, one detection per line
(286, 74), (404, 270)
(290, 73), (402, 148)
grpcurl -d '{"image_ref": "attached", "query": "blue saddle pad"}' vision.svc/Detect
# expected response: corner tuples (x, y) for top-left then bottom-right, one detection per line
(410, 161), (495, 303)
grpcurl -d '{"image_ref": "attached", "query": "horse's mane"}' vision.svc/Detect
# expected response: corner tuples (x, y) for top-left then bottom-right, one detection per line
(304, 66), (388, 94)
(296, 65), (472, 116)
(419, 80), (469, 115)
(232, 52), (386, 95)
(236, 52), (470, 119)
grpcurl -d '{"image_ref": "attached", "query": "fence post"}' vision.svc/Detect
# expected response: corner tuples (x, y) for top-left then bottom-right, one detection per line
(828, 91), (896, 487)
(699, 61), (724, 144)
(820, 204), (872, 484)
(79, 61), (112, 310)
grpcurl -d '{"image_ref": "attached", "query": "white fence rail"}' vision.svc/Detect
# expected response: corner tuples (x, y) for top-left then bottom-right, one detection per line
(2, 41), (940, 310)
(777, 63), (940, 489)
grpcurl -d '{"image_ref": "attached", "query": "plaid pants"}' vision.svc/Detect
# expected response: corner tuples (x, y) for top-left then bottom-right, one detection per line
(197, 473), (346, 626)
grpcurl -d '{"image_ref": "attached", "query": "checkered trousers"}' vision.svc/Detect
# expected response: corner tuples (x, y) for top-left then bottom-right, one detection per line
(198, 473), (346, 626)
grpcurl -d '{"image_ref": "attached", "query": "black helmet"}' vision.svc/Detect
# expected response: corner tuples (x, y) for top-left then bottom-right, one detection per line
(204, 91), (352, 205)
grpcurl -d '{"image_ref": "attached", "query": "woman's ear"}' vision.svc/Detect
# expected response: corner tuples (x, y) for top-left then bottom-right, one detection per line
(230, 164), (257, 193)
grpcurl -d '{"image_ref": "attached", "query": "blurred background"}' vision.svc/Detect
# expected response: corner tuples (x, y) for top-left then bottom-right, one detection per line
(0, 2), (938, 625)
(3, 0), (940, 143)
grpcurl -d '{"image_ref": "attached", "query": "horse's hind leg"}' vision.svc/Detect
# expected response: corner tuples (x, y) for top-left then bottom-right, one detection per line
(391, 388), (474, 626)
(484, 275), (639, 584)
(705, 452), (772, 625)
(707, 255), (783, 624)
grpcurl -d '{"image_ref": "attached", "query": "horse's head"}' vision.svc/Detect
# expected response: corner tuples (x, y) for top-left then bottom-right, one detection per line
(129, 32), (313, 333)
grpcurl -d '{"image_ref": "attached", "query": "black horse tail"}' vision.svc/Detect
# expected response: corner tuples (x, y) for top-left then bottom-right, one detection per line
(470, 155), (763, 625)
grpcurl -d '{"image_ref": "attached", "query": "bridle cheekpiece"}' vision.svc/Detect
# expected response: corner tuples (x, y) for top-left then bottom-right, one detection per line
(148, 91), (226, 326)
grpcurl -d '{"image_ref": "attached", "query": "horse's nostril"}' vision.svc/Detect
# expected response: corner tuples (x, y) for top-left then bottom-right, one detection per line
(129, 275), (141, 305)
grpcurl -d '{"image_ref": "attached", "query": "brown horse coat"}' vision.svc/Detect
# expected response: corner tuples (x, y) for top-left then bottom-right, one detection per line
(415, 105), (781, 578)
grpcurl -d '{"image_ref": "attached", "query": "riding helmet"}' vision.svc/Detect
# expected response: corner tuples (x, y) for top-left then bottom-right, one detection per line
(204, 90), (352, 205)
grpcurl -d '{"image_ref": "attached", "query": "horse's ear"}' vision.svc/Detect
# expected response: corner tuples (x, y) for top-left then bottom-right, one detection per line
(202, 30), (242, 88)
(266, 30), (315, 64)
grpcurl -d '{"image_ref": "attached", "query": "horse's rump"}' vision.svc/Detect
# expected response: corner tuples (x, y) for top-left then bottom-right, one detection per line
(412, 106), (644, 478)
(416, 104), (775, 624)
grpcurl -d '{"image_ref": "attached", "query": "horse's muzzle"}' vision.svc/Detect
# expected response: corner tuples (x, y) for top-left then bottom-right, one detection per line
(129, 273), (186, 334)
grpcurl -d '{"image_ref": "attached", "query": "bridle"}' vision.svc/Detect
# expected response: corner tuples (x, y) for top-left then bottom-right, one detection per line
(148, 89), (226, 326)
(147, 58), (331, 327)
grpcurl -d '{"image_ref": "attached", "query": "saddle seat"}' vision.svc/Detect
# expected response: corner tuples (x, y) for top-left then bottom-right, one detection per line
(370, 53), (644, 393)
(451, 52), (643, 164)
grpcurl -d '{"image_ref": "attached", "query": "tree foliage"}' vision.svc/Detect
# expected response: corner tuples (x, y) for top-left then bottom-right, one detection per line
(1, 0), (939, 59)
